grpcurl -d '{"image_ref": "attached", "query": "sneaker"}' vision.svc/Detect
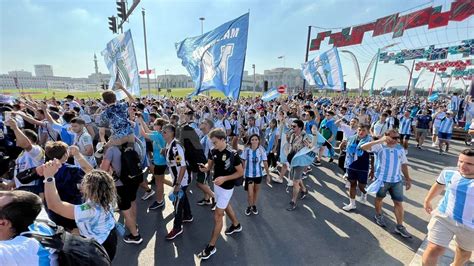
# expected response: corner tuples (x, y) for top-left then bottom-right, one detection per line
(271, 176), (283, 183)
(198, 245), (216, 260)
(357, 193), (368, 205)
(165, 227), (183, 240)
(439, 150), (443, 155)
(271, 168), (280, 174)
(300, 190), (308, 200)
(313, 160), (322, 166)
(148, 200), (165, 210)
(123, 234), (143, 244)
(395, 225), (412, 238)
(197, 198), (212, 206)
(141, 189), (155, 200)
(287, 179), (294, 187)
(183, 216), (194, 223)
(251, 205), (259, 215)
(342, 202), (356, 211)
(374, 214), (387, 227)
(431, 142), (436, 147)
(328, 158), (334, 163)
(225, 223), (242, 235)
(286, 201), (297, 211)
(345, 180), (351, 189)
(302, 172), (309, 179)
(245, 206), (252, 216)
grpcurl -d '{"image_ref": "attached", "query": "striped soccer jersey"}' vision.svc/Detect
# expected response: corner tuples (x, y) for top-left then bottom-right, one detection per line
(398, 117), (412, 135)
(166, 139), (189, 187)
(371, 144), (408, 183)
(438, 117), (454, 134)
(437, 169), (474, 230)
(241, 146), (267, 178)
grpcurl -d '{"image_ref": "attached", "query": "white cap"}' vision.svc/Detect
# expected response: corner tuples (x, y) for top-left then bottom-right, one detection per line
(95, 142), (105, 158)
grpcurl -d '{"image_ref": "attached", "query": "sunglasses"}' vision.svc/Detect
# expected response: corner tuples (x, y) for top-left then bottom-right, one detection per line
(389, 135), (400, 139)
(291, 125), (297, 128)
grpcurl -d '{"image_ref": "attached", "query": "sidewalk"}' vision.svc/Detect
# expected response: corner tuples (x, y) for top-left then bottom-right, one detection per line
(410, 237), (474, 266)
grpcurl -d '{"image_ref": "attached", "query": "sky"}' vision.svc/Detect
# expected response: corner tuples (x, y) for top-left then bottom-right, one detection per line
(0, 0), (472, 90)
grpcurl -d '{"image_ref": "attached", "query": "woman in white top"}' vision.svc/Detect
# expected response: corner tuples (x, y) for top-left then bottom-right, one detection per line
(39, 152), (117, 261)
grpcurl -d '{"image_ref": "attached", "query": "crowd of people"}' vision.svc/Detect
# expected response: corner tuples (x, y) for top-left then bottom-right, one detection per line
(0, 84), (473, 265)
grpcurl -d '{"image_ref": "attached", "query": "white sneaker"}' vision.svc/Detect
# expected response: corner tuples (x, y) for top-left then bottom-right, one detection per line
(271, 176), (283, 184)
(141, 189), (155, 200)
(345, 180), (351, 189)
(342, 203), (356, 211)
(287, 179), (294, 187)
(357, 193), (368, 205)
(431, 142), (436, 147)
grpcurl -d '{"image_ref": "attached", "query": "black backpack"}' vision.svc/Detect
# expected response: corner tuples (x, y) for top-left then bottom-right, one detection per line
(23, 221), (111, 266)
(178, 124), (206, 171)
(119, 145), (145, 185)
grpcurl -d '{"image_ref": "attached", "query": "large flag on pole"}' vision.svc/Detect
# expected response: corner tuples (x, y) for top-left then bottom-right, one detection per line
(301, 47), (344, 91)
(101, 29), (140, 100)
(175, 13), (249, 100)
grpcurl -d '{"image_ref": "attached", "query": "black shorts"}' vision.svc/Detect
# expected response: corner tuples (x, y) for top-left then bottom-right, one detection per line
(244, 176), (263, 191)
(146, 140), (153, 153)
(400, 134), (410, 140)
(347, 169), (369, 185)
(336, 131), (344, 142)
(153, 164), (167, 175)
(117, 183), (140, 211)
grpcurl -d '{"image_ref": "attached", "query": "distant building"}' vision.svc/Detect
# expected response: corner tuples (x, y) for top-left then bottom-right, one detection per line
(34, 65), (54, 77)
(8, 70), (32, 78)
(264, 68), (303, 90)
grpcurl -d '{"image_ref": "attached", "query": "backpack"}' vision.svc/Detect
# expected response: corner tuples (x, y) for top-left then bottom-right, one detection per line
(23, 220), (111, 266)
(119, 145), (144, 185)
(178, 124), (206, 171)
(229, 150), (244, 186)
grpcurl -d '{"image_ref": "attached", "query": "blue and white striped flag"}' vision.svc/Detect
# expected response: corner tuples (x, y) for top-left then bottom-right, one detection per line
(262, 87), (280, 102)
(101, 30), (140, 100)
(301, 47), (344, 91)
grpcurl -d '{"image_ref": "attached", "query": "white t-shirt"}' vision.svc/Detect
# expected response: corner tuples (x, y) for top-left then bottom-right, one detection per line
(74, 129), (96, 167)
(339, 124), (357, 140)
(74, 202), (116, 244)
(13, 145), (45, 188)
(433, 112), (446, 128)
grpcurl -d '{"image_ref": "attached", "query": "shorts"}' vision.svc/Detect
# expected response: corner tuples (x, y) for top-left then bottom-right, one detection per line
(438, 132), (452, 140)
(400, 134), (410, 141)
(290, 166), (305, 180)
(347, 169), (369, 184)
(214, 185), (234, 210)
(244, 176), (262, 190)
(376, 181), (404, 202)
(146, 140), (153, 153)
(427, 212), (474, 251)
(416, 128), (428, 137)
(433, 126), (440, 135)
(116, 183), (140, 211)
(153, 164), (167, 175)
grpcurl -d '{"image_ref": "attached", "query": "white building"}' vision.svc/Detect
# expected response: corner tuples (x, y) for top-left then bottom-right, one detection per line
(34, 65), (54, 77)
(8, 70), (32, 78)
(263, 68), (303, 90)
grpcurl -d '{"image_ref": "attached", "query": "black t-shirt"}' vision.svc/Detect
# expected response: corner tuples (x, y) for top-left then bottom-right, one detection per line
(209, 146), (242, 190)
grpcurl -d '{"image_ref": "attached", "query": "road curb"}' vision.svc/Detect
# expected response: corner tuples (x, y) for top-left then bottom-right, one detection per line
(410, 237), (474, 266)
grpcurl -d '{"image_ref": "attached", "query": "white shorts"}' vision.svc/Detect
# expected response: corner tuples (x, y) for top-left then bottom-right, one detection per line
(427, 213), (474, 251)
(433, 126), (440, 135)
(214, 185), (234, 210)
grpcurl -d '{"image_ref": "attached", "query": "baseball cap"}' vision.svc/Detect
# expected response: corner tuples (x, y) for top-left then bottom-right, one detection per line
(95, 142), (105, 158)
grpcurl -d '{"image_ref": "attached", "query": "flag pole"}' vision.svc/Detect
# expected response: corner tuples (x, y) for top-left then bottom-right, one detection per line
(142, 8), (151, 97)
(302, 26), (312, 93)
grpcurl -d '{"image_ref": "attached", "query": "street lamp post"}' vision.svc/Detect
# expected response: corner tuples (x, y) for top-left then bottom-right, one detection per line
(165, 69), (169, 91)
(199, 17), (209, 97)
(252, 64), (256, 97)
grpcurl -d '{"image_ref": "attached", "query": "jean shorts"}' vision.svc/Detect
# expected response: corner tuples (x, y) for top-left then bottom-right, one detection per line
(376, 181), (404, 202)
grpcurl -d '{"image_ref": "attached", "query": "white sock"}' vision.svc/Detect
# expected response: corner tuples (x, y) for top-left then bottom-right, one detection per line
(350, 198), (356, 205)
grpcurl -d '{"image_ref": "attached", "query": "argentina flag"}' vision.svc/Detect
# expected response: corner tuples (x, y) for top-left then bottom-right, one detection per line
(176, 13), (249, 100)
(101, 30), (140, 100)
(301, 47), (344, 91)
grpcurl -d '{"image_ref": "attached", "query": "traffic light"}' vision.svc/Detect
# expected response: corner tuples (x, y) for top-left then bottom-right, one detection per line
(108, 16), (117, 34)
(116, 1), (127, 21)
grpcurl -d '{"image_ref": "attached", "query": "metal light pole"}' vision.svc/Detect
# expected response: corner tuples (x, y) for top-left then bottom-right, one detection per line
(199, 17), (209, 97)
(142, 8), (151, 97)
(302, 26), (312, 92)
(252, 64), (256, 97)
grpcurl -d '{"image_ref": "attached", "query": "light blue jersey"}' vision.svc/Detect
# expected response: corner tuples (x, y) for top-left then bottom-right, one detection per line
(438, 117), (454, 134)
(74, 202), (116, 244)
(371, 144), (408, 183)
(437, 169), (474, 230)
(241, 146), (267, 178)
(398, 117), (412, 135)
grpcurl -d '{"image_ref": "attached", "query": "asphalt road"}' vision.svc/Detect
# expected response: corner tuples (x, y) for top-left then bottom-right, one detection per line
(113, 139), (464, 266)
